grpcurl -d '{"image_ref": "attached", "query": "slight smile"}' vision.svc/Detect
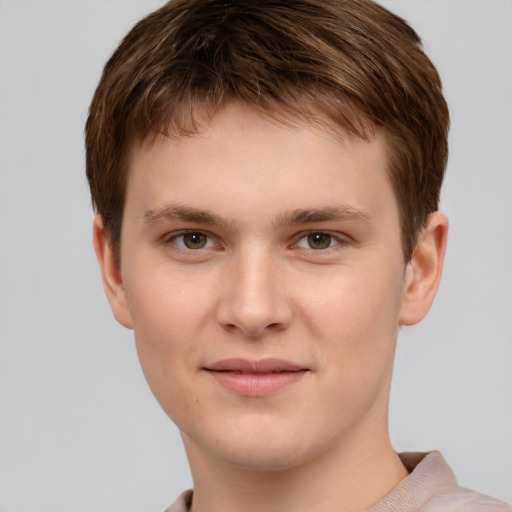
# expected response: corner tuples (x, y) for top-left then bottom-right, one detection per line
(203, 358), (310, 397)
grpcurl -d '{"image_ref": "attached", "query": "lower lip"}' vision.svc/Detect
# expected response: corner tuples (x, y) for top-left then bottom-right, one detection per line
(206, 370), (308, 397)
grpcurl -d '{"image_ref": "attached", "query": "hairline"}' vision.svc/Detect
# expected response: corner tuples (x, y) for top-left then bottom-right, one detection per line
(114, 101), (414, 265)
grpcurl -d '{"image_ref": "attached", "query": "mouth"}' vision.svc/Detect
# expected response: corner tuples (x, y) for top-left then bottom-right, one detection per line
(203, 358), (310, 397)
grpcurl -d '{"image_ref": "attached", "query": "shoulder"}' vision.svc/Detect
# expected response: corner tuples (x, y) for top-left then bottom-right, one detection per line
(420, 487), (512, 512)
(163, 489), (193, 512)
(370, 452), (511, 512)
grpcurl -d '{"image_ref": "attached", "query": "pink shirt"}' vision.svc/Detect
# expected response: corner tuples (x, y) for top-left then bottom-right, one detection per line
(165, 452), (511, 512)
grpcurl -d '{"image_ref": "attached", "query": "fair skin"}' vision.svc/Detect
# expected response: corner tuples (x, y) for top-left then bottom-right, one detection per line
(94, 102), (447, 512)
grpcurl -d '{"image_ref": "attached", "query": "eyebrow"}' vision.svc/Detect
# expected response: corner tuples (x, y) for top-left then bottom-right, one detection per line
(142, 204), (234, 229)
(274, 206), (373, 228)
(142, 203), (373, 229)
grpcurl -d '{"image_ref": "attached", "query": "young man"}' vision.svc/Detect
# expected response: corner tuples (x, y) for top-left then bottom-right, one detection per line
(86, 1), (511, 511)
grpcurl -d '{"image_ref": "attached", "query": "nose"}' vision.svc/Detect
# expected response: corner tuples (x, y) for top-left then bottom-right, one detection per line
(215, 247), (293, 338)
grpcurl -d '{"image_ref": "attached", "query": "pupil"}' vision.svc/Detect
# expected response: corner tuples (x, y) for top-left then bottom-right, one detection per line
(184, 233), (206, 249)
(308, 233), (331, 249)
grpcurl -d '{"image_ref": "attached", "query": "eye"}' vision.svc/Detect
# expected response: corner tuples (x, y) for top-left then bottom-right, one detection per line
(307, 232), (332, 250)
(169, 231), (215, 250)
(295, 232), (343, 250)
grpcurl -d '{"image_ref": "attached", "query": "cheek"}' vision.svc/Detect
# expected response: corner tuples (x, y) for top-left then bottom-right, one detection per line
(123, 269), (215, 410)
(299, 262), (404, 383)
(126, 260), (215, 342)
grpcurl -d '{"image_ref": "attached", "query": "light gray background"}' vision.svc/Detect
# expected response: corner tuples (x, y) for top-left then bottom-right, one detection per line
(0, 1), (511, 510)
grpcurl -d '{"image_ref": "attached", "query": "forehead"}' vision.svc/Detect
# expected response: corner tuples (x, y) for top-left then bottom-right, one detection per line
(125, 102), (397, 230)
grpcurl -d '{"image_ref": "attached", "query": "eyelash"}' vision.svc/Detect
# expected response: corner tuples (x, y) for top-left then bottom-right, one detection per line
(165, 230), (219, 251)
(292, 231), (348, 251)
(164, 230), (348, 253)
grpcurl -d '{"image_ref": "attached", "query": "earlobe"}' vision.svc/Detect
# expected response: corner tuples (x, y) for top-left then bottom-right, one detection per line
(399, 212), (448, 326)
(92, 216), (133, 329)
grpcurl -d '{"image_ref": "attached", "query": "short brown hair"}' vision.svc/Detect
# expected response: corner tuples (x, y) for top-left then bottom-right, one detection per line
(86, 0), (449, 262)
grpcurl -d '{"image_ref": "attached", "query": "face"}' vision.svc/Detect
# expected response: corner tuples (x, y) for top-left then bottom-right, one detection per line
(108, 103), (414, 471)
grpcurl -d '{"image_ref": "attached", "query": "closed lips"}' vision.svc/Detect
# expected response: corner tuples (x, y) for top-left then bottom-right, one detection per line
(204, 359), (309, 397)
(204, 358), (308, 373)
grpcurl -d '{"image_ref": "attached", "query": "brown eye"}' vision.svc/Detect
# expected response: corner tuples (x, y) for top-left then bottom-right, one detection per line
(183, 232), (208, 249)
(307, 232), (332, 249)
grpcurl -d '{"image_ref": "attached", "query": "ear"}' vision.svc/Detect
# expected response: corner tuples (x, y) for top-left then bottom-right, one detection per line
(399, 211), (448, 326)
(92, 215), (133, 329)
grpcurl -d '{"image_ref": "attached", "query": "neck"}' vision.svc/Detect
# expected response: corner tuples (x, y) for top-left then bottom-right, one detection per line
(184, 425), (408, 512)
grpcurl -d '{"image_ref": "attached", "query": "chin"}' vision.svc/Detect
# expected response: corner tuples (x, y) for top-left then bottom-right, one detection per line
(182, 414), (333, 474)
(214, 442), (309, 473)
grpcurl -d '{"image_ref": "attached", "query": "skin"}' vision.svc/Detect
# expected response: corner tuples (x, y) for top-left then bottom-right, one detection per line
(94, 102), (448, 512)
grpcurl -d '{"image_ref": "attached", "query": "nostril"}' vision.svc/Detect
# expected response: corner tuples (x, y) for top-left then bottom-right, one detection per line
(215, 295), (293, 337)
(224, 321), (280, 333)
